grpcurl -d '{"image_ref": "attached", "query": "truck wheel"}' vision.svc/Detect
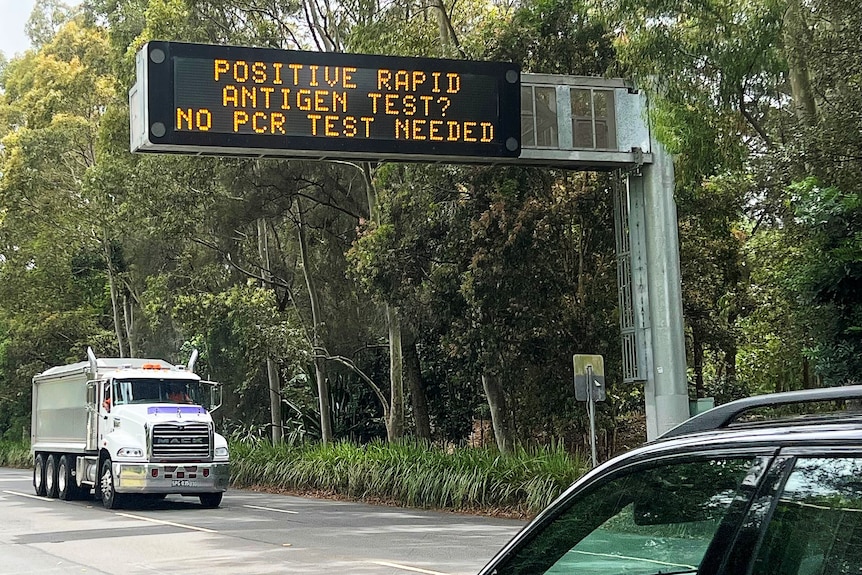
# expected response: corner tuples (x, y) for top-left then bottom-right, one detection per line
(100, 459), (123, 510)
(33, 453), (47, 496)
(45, 454), (59, 498)
(199, 492), (223, 508)
(57, 455), (78, 501)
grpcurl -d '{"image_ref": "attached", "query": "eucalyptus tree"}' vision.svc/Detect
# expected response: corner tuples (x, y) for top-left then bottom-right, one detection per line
(0, 18), (117, 343)
(347, 0), (628, 452)
(775, 0), (862, 385)
(350, 163), (623, 451)
(0, 8), (122, 437)
(595, 0), (788, 397)
(86, 0), (300, 439)
(599, 0), (862, 392)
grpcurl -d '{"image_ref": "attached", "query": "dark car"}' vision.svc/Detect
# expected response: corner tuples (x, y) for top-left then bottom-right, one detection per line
(479, 386), (862, 575)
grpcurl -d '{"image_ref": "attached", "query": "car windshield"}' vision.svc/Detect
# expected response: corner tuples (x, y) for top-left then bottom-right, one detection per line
(494, 456), (764, 575)
(112, 378), (201, 405)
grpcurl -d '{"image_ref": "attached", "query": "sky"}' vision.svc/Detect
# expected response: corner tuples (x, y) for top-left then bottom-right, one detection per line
(0, 0), (38, 58)
(0, 0), (83, 59)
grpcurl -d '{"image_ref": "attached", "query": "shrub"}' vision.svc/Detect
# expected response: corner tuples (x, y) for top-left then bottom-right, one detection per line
(0, 440), (31, 468)
(230, 439), (588, 516)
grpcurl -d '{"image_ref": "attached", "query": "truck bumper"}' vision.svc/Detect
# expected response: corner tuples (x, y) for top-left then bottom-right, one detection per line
(114, 462), (230, 493)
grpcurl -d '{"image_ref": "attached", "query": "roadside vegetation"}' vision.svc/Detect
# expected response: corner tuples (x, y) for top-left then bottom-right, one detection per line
(231, 438), (586, 516)
(0, 441), (30, 468)
(0, 439), (585, 516)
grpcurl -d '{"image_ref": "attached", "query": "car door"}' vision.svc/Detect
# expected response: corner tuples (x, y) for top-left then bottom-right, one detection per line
(480, 451), (776, 575)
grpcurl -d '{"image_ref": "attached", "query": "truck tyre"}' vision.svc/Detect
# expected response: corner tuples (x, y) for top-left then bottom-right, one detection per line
(57, 455), (78, 501)
(100, 459), (123, 510)
(199, 492), (223, 508)
(45, 454), (59, 498)
(33, 453), (47, 497)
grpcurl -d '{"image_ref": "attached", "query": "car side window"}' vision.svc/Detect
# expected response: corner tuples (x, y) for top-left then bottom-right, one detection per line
(494, 457), (765, 575)
(752, 457), (862, 575)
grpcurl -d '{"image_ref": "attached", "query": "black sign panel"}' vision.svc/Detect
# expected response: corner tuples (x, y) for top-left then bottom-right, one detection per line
(131, 41), (521, 161)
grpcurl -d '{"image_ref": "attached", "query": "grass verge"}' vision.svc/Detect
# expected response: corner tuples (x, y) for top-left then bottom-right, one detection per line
(0, 440), (31, 468)
(230, 439), (588, 517)
(0, 438), (588, 517)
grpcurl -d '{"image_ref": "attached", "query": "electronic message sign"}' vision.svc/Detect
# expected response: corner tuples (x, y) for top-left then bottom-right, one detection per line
(130, 41), (521, 162)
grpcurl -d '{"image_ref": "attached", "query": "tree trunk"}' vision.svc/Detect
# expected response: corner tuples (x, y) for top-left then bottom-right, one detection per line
(386, 305), (404, 440)
(122, 293), (137, 358)
(432, 0), (451, 56)
(304, 0), (337, 51)
(103, 236), (126, 358)
(724, 346), (738, 388)
(257, 218), (284, 445)
(693, 333), (704, 399)
(297, 199), (333, 443)
(403, 329), (431, 441)
(265, 358), (283, 443)
(784, 0), (816, 126)
(362, 163), (407, 443)
(482, 372), (513, 454)
(577, 214), (587, 303)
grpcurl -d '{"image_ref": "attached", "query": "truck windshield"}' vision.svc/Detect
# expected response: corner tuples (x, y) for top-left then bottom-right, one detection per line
(112, 378), (202, 405)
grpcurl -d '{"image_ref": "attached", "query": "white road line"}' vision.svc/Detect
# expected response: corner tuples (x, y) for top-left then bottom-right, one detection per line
(243, 504), (299, 514)
(5, 491), (217, 536)
(116, 512), (218, 533)
(368, 560), (452, 575)
(3, 490), (54, 502)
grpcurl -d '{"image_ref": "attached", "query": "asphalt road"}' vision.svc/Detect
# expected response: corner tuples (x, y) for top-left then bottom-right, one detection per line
(0, 467), (525, 575)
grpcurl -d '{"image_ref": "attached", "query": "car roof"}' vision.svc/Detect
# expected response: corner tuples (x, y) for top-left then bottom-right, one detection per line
(659, 385), (862, 439)
(652, 420), (862, 453)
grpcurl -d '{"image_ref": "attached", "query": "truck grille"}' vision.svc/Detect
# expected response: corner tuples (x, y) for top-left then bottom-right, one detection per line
(151, 423), (211, 460)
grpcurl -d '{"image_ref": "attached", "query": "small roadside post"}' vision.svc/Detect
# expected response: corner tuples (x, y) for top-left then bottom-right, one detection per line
(574, 354), (606, 468)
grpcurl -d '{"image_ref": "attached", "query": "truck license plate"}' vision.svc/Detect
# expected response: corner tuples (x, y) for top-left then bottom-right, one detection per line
(171, 479), (197, 487)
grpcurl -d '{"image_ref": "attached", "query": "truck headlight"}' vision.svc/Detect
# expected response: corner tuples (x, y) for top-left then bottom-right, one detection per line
(117, 447), (144, 458)
(214, 446), (229, 458)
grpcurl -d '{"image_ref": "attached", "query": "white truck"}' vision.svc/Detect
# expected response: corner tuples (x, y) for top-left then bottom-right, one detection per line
(31, 348), (230, 509)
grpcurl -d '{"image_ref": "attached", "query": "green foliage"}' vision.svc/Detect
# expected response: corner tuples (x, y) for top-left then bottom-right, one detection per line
(173, 283), (309, 380)
(597, 0), (783, 398)
(595, 0), (862, 396)
(26, 0), (81, 49)
(0, 440), (31, 468)
(230, 439), (588, 515)
(487, 0), (614, 74)
(785, 179), (862, 385)
(350, 162), (622, 444)
(0, 17), (119, 427)
(169, 283), (312, 424)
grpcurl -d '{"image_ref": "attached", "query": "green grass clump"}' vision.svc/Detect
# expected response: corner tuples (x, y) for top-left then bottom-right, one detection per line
(0, 440), (32, 468)
(230, 439), (588, 516)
